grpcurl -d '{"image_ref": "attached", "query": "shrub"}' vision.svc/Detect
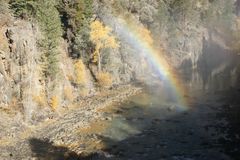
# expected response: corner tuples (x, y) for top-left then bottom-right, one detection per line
(96, 72), (113, 87)
(137, 26), (153, 46)
(8, 97), (24, 114)
(79, 88), (89, 97)
(64, 86), (74, 102)
(74, 59), (88, 86)
(32, 93), (47, 107)
(49, 96), (59, 111)
(9, 0), (36, 19)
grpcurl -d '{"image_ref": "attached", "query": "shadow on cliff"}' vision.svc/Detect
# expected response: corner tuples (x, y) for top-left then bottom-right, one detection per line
(181, 36), (240, 91)
(198, 37), (239, 89)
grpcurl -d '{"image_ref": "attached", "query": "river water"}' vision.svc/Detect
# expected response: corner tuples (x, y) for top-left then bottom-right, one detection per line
(79, 81), (240, 160)
(76, 56), (240, 160)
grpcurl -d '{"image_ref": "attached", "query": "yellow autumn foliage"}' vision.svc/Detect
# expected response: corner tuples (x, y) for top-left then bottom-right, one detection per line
(64, 86), (74, 102)
(74, 59), (88, 86)
(79, 88), (89, 97)
(33, 93), (47, 107)
(97, 72), (113, 87)
(90, 20), (119, 50)
(90, 20), (119, 71)
(137, 26), (154, 46)
(50, 96), (59, 111)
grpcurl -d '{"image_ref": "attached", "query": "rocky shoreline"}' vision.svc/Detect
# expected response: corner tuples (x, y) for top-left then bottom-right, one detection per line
(0, 84), (142, 160)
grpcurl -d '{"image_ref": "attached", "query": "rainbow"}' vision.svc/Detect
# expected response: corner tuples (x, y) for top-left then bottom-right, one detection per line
(112, 17), (189, 109)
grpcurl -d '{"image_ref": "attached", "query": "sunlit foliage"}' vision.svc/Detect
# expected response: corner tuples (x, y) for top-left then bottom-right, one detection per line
(90, 20), (119, 72)
(137, 26), (154, 46)
(32, 93), (47, 107)
(64, 86), (74, 102)
(96, 72), (113, 87)
(79, 88), (89, 97)
(74, 59), (88, 86)
(50, 96), (59, 111)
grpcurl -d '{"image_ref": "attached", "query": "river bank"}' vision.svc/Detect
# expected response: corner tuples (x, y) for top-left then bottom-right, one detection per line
(0, 84), (142, 160)
(75, 87), (240, 160)
(0, 84), (239, 160)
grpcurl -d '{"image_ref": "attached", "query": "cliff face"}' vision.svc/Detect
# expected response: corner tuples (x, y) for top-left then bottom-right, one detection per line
(0, 5), (77, 123)
(92, 0), (240, 89)
(1, 20), (42, 120)
(0, 0), (239, 123)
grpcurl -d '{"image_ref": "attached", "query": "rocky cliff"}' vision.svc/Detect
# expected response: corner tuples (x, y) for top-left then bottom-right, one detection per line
(92, 0), (240, 89)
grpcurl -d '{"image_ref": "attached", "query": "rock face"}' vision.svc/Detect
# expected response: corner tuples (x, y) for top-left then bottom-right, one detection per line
(89, 0), (159, 83)
(0, 10), (73, 122)
(0, 18), (46, 121)
(92, 0), (240, 89)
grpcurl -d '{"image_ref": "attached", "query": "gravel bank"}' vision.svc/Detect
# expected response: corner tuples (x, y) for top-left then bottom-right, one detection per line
(0, 84), (142, 160)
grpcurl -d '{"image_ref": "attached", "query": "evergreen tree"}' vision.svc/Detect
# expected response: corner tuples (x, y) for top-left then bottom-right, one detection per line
(57, 0), (93, 59)
(36, 0), (62, 79)
(10, 0), (62, 79)
(9, 0), (36, 19)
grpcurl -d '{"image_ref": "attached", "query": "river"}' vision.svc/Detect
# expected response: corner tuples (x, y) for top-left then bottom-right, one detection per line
(76, 82), (240, 160)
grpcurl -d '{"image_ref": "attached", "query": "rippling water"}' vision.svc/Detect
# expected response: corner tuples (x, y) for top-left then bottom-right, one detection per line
(89, 80), (240, 160)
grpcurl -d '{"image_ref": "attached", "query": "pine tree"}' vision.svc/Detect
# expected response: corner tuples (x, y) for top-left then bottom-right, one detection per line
(36, 0), (62, 79)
